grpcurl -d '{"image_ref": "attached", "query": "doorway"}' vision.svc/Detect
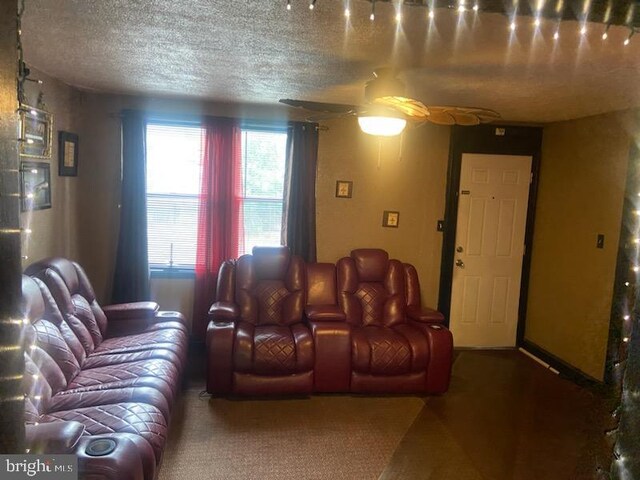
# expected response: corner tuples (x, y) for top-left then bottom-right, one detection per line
(438, 125), (543, 347)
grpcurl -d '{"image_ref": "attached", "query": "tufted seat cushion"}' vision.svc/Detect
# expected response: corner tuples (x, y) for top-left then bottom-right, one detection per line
(234, 323), (314, 375)
(351, 325), (428, 376)
(41, 402), (167, 463)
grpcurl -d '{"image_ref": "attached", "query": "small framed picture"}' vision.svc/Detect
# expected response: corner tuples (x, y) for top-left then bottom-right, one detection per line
(19, 105), (53, 159)
(58, 131), (79, 176)
(335, 180), (353, 198)
(382, 210), (400, 228)
(20, 162), (51, 212)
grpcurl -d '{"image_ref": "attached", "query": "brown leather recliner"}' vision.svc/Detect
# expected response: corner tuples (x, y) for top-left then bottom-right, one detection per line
(207, 246), (314, 395)
(337, 249), (453, 393)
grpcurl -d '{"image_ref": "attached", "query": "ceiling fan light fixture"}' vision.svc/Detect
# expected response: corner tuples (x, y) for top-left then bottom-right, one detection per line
(358, 115), (407, 137)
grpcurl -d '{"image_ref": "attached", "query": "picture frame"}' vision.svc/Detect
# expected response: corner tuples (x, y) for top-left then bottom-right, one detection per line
(58, 131), (79, 176)
(19, 105), (53, 159)
(335, 180), (353, 198)
(20, 162), (52, 212)
(382, 210), (400, 228)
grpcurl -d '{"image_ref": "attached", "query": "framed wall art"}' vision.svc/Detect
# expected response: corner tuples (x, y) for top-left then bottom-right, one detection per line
(382, 210), (400, 228)
(20, 162), (51, 212)
(58, 131), (79, 176)
(335, 180), (353, 198)
(19, 105), (53, 159)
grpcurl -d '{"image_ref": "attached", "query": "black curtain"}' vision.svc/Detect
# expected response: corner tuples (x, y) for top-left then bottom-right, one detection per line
(111, 110), (150, 303)
(282, 122), (319, 262)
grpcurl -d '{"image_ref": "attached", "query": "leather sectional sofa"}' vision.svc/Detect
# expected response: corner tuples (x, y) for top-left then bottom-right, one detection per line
(21, 257), (189, 480)
(206, 247), (453, 396)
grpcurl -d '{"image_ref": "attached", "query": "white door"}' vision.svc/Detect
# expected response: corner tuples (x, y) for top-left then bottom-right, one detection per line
(449, 153), (532, 347)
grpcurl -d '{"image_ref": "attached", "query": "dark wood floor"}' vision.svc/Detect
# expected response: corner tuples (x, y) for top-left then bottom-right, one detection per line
(186, 347), (607, 480)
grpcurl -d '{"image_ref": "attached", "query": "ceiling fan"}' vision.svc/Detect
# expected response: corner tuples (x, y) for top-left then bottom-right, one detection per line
(279, 68), (501, 136)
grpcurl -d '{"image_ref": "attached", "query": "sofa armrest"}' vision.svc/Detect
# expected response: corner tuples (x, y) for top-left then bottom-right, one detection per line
(406, 305), (445, 323)
(409, 321), (453, 394)
(103, 302), (159, 321)
(305, 305), (346, 322)
(208, 301), (239, 323)
(26, 421), (85, 454)
(308, 321), (351, 392)
(206, 320), (236, 394)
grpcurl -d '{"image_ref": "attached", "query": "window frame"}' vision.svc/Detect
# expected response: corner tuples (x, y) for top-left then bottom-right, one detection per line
(146, 120), (289, 278)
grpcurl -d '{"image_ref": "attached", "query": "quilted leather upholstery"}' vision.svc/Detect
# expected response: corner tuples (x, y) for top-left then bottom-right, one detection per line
(42, 403), (167, 462)
(208, 247), (314, 395)
(22, 256), (188, 477)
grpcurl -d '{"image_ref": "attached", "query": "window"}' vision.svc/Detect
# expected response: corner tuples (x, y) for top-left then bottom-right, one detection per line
(239, 129), (288, 255)
(146, 123), (287, 273)
(146, 123), (203, 271)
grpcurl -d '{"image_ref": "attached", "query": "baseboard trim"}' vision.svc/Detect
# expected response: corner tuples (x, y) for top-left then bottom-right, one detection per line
(520, 340), (606, 392)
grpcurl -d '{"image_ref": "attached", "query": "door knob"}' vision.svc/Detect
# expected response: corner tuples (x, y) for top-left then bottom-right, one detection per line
(455, 259), (465, 268)
(456, 246), (464, 253)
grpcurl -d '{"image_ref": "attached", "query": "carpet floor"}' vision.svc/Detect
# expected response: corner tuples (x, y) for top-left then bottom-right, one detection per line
(158, 392), (424, 480)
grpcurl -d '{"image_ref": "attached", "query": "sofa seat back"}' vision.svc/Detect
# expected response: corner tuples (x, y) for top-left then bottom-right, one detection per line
(26, 258), (108, 353)
(236, 246), (305, 327)
(337, 249), (406, 327)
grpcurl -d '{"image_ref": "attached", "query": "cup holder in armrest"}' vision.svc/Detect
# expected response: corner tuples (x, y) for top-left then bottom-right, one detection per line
(85, 438), (117, 457)
(428, 324), (443, 330)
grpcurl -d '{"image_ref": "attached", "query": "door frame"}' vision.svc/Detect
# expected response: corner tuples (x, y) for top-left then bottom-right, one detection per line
(437, 124), (543, 346)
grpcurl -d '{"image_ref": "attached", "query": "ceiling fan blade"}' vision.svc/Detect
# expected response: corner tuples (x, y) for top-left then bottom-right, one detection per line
(306, 112), (355, 122)
(427, 106), (501, 126)
(373, 96), (430, 120)
(425, 107), (457, 126)
(279, 99), (358, 115)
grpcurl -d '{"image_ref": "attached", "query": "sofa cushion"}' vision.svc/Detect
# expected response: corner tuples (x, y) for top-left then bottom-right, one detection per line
(41, 403), (167, 463)
(352, 325), (428, 376)
(68, 359), (180, 400)
(234, 323), (314, 375)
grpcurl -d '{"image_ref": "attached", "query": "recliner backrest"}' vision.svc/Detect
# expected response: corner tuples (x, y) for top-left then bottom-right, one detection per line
(21, 275), (79, 418)
(25, 258), (108, 351)
(337, 249), (406, 327)
(235, 246), (304, 326)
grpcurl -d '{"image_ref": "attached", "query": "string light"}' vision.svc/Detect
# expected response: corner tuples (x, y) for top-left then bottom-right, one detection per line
(602, 24), (610, 40)
(344, 7), (350, 18)
(395, 11), (402, 22)
(472, 4), (479, 12)
(309, 0), (315, 11)
(580, 25), (587, 35)
(286, 0), (291, 11)
(534, 18), (541, 27)
(370, 0), (375, 21)
(624, 30), (634, 45)
(428, 9), (435, 19)
(553, 30), (560, 40)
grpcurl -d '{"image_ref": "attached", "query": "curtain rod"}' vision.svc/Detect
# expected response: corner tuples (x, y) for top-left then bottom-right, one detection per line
(107, 111), (329, 131)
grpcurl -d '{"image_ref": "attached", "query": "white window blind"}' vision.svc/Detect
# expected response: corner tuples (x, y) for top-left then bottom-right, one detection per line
(146, 123), (203, 269)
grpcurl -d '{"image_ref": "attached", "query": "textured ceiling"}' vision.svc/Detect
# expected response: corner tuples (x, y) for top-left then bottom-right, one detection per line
(22, 0), (640, 122)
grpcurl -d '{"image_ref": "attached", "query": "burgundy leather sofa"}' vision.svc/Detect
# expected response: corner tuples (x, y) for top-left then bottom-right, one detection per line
(207, 247), (453, 396)
(22, 257), (189, 480)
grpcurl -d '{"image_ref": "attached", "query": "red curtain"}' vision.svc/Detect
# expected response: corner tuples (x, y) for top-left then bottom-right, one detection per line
(192, 117), (243, 339)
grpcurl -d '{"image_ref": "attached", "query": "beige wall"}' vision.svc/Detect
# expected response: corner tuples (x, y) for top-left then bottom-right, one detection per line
(316, 117), (449, 307)
(77, 94), (449, 311)
(525, 110), (634, 381)
(21, 70), (81, 269)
